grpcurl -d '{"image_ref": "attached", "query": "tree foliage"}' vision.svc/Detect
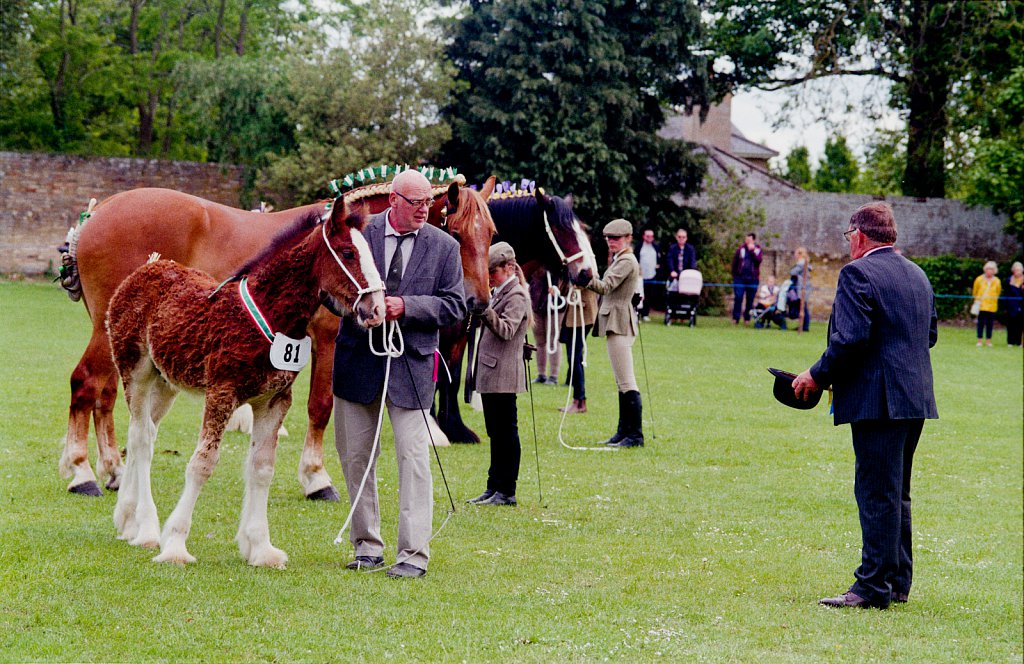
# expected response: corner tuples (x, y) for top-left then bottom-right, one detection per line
(441, 0), (712, 231)
(705, 0), (1020, 199)
(812, 135), (859, 193)
(783, 146), (812, 187)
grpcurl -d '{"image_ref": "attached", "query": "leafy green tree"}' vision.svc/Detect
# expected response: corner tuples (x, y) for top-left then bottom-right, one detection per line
(441, 0), (712, 230)
(706, 0), (1016, 199)
(258, 0), (456, 206)
(784, 146), (812, 187)
(963, 67), (1024, 241)
(855, 128), (905, 196)
(813, 135), (859, 193)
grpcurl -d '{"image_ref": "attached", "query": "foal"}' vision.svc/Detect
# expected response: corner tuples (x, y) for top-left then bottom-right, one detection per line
(107, 198), (384, 567)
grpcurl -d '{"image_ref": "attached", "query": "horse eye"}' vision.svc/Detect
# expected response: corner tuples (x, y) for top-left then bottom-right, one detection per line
(341, 249), (355, 260)
(450, 231), (461, 242)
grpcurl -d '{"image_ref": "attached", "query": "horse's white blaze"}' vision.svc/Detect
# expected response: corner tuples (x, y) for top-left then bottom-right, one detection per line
(351, 229), (382, 291)
(573, 219), (598, 274)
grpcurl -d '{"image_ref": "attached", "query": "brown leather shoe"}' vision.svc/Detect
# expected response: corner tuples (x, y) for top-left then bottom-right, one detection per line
(819, 591), (873, 608)
(893, 592), (909, 603)
(559, 399), (587, 414)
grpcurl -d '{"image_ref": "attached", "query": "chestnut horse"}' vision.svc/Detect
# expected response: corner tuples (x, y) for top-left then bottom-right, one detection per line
(434, 187), (597, 443)
(60, 177), (494, 499)
(108, 199), (383, 566)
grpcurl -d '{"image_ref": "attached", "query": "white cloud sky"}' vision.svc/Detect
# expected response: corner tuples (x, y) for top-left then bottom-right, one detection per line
(730, 76), (905, 167)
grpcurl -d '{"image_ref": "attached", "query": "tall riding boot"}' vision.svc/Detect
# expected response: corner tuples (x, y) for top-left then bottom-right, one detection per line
(599, 392), (627, 445)
(613, 390), (644, 448)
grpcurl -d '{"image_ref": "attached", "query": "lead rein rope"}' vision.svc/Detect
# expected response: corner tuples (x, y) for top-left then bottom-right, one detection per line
(557, 287), (615, 452)
(544, 271), (566, 356)
(333, 321), (456, 573)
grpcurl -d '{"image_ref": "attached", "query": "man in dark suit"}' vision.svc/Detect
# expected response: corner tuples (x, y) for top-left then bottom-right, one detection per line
(333, 169), (466, 578)
(793, 201), (938, 609)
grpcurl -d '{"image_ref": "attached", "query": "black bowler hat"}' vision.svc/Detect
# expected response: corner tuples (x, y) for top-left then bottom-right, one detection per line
(768, 368), (822, 410)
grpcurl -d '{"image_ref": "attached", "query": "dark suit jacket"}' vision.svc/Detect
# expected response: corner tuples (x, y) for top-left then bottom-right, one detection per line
(810, 247), (938, 426)
(667, 243), (697, 273)
(333, 211), (466, 409)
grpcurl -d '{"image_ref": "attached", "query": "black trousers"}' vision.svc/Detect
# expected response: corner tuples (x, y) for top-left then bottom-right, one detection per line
(562, 324), (592, 401)
(1005, 312), (1022, 346)
(976, 310), (995, 339)
(849, 418), (924, 607)
(481, 393), (521, 496)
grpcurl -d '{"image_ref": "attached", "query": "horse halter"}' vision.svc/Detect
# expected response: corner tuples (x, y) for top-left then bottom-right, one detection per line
(320, 223), (383, 312)
(542, 210), (587, 265)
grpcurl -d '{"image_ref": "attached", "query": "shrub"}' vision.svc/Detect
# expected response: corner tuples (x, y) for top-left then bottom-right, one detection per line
(911, 255), (984, 320)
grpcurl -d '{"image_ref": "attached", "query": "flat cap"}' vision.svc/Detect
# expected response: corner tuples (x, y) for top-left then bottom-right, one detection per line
(603, 218), (634, 237)
(488, 241), (516, 270)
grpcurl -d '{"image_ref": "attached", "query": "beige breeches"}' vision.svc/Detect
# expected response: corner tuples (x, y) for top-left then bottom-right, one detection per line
(605, 332), (638, 392)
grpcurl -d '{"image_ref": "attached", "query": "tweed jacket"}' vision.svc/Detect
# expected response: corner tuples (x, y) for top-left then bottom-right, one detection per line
(476, 278), (529, 394)
(333, 211), (467, 409)
(587, 249), (639, 336)
(810, 247), (938, 426)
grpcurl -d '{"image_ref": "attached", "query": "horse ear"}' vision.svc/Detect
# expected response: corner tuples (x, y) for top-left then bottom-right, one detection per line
(446, 182), (460, 214)
(564, 193), (574, 208)
(481, 175), (497, 199)
(328, 196), (365, 233)
(535, 188), (548, 206)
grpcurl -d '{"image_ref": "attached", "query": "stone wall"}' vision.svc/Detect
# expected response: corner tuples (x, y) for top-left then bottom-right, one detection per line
(0, 151), (244, 274)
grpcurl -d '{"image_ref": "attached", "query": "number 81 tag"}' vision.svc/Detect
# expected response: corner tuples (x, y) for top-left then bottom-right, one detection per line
(270, 333), (312, 372)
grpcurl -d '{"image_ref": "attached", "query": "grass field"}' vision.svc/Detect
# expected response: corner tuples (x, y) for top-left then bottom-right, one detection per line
(0, 279), (1021, 662)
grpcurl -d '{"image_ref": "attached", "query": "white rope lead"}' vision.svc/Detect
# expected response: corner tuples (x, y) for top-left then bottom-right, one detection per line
(545, 272), (566, 356)
(557, 287), (616, 452)
(333, 321), (402, 546)
(333, 320), (457, 574)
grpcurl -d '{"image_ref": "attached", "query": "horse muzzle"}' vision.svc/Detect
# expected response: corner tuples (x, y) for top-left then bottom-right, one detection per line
(356, 292), (385, 328)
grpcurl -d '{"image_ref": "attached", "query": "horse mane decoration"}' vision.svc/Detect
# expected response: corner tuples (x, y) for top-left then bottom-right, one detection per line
(328, 164), (465, 205)
(106, 197), (384, 568)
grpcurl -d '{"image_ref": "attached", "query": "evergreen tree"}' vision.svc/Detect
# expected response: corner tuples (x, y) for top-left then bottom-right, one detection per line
(813, 135), (859, 193)
(441, 0), (712, 230)
(784, 146), (812, 187)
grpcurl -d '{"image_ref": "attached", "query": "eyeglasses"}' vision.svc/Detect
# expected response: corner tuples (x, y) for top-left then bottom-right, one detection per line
(842, 228), (858, 242)
(395, 191), (433, 209)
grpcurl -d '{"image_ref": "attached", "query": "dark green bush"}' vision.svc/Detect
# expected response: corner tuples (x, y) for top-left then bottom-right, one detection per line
(911, 255), (985, 320)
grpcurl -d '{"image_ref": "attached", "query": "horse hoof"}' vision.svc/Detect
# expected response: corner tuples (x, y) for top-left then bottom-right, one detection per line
(69, 481), (103, 497)
(105, 477), (120, 491)
(153, 550), (196, 565)
(306, 486), (341, 502)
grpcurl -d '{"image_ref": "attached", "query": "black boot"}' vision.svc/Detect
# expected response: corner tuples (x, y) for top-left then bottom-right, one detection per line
(613, 390), (644, 448)
(599, 392), (627, 445)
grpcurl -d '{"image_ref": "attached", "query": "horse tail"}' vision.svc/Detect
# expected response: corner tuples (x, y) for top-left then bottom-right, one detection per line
(56, 198), (97, 302)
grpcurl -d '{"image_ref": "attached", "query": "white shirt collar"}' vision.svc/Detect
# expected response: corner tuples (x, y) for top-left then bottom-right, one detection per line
(862, 245), (893, 258)
(492, 274), (516, 296)
(384, 210), (419, 238)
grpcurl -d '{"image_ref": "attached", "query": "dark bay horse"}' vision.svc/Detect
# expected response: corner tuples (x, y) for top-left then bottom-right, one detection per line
(61, 177), (493, 499)
(109, 198), (383, 566)
(433, 187), (596, 443)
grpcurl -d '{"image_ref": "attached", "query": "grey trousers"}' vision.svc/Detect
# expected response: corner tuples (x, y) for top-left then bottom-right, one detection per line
(334, 395), (433, 570)
(605, 332), (638, 392)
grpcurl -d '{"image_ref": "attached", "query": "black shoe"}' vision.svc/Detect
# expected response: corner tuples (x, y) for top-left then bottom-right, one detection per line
(478, 491), (517, 506)
(532, 374), (548, 384)
(612, 390), (644, 448)
(611, 436), (644, 448)
(545, 376), (559, 386)
(385, 562), (427, 578)
(345, 555), (385, 570)
(466, 489), (495, 504)
(599, 392), (628, 445)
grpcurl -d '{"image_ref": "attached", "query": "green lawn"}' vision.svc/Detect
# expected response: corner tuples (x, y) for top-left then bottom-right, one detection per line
(1, 280), (1021, 662)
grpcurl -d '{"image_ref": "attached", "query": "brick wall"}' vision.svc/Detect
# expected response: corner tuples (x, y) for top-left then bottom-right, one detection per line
(0, 151), (244, 274)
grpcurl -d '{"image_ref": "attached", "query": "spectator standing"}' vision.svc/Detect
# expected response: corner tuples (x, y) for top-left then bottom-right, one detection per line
(1005, 262), (1024, 347)
(667, 228), (698, 278)
(973, 261), (1002, 347)
(467, 242), (530, 507)
(637, 229), (660, 320)
(731, 233), (762, 324)
(789, 246), (813, 332)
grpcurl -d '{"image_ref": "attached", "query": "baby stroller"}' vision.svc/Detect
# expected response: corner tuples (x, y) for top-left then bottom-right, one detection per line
(664, 269), (702, 326)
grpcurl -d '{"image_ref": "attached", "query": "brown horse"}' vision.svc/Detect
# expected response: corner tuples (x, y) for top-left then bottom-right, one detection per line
(108, 198), (383, 566)
(60, 177), (494, 498)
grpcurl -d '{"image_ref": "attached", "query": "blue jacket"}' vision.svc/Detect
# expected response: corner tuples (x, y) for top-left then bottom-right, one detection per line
(333, 211), (466, 408)
(810, 247), (938, 425)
